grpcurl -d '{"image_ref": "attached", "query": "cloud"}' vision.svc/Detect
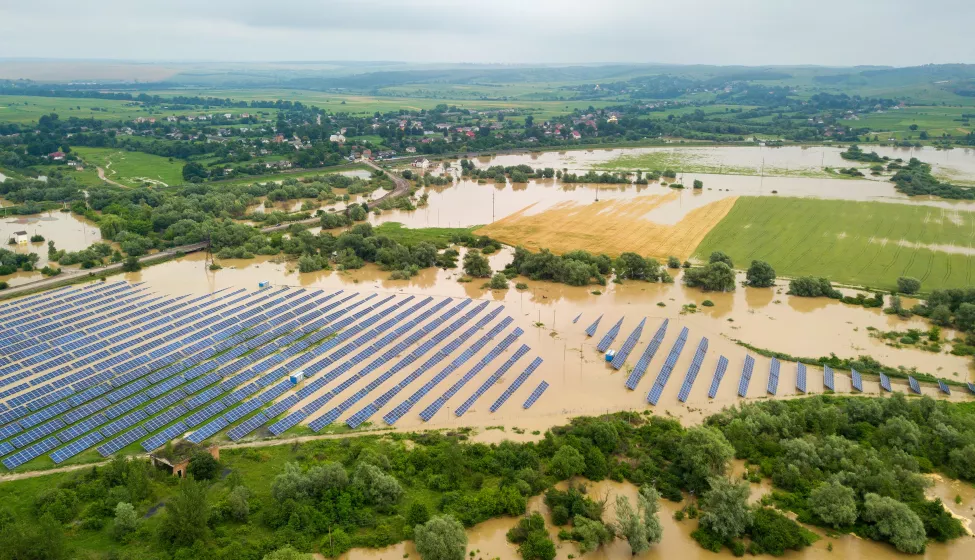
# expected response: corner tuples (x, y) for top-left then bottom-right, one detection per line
(0, 0), (972, 66)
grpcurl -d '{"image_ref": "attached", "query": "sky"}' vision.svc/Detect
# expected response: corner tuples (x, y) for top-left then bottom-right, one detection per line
(0, 0), (973, 67)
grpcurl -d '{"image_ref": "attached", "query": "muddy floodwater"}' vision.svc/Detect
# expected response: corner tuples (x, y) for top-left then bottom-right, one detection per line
(342, 476), (975, 560)
(0, 210), (103, 286)
(124, 248), (973, 437)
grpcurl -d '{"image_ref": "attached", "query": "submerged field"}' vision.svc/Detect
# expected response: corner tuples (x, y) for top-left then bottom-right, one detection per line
(476, 193), (738, 260)
(695, 196), (975, 291)
(73, 147), (184, 187)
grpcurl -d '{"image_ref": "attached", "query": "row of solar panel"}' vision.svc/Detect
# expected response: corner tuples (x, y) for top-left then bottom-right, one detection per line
(647, 327), (690, 405)
(610, 318), (646, 370)
(624, 319), (669, 390)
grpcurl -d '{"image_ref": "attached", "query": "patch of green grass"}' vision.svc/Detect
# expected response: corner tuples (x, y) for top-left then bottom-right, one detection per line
(0, 94), (208, 124)
(694, 196), (975, 291)
(73, 147), (184, 187)
(595, 148), (847, 179)
(372, 222), (481, 247)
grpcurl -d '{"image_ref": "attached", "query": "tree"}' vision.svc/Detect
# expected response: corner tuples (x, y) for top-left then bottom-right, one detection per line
(351, 462), (403, 508)
(615, 495), (649, 555)
(948, 444), (975, 481)
(0, 515), (67, 560)
(615, 253), (661, 281)
(862, 493), (926, 554)
(112, 502), (138, 541)
(272, 462), (309, 502)
(683, 262), (736, 292)
(699, 477), (753, 542)
(263, 546), (308, 560)
(746, 260), (776, 287)
(187, 451), (220, 481)
(667, 256), (680, 269)
(407, 502), (431, 528)
(121, 255), (141, 272)
(637, 485), (663, 545)
(182, 161), (208, 182)
(414, 515), (467, 560)
(463, 249), (491, 278)
(897, 276), (921, 295)
(708, 251), (733, 268)
(227, 485), (250, 522)
(808, 481), (857, 528)
(489, 272), (508, 289)
(549, 445), (586, 479)
(307, 462), (349, 496)
(348, 204), (367, 221)
(159, 477), (210, 548)
(693, 179), (704, 189)
(572, 514), (612, 553)
(788, 276), (841, 298)
(674, 427), (735, 493)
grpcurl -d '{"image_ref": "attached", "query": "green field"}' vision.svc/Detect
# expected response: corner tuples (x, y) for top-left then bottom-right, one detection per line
(0, 95), (208, 124)
(841, 106), (973, 141)
(73, 147), (184, 187)
(694, 197), (975, 291)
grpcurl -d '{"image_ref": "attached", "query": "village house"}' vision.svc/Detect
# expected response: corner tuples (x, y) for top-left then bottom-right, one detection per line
(571, 130), (582, 140)
(48, 151), (65, 160)
(405, 146), (417, 153)
(329, 134), (346, 143)
(412, 157), (429, 168)
(166, 116), (178, 122)
(13, 231), (29, 244)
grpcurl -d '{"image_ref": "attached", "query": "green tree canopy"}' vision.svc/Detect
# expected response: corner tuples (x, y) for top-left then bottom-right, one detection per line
(699, 477), (753, 542)
(808, 481), (857, 528)
(862, 493), (927, 554)
(414, 515), (468, 560)
(745, 260), (776, 287)
(674, 426), (734, 493)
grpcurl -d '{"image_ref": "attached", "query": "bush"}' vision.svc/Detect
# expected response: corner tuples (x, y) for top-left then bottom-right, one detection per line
(667, 256), (681, 269)
(414, 515), (467, 560)
(693, 179), (704, 189)
(187, 452), (221, 481)
(745, 260), (776, 287)
(897, 276), (921, 295)
(683, 262), (736, 292)
(30, 234), (44, 242)
(489, 272), (508, 290)
(788, 276), (842, 299)
(515, 282), (528, 290)
(701, 300), (714, 307)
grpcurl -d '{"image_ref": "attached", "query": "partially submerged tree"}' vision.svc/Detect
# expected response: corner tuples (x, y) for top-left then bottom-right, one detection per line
(414, 515), (467, 560)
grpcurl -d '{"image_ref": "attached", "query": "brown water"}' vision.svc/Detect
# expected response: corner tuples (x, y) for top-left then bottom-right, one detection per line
(0, 210), (103, 285)
(124, 251), (973, 438)
(343, 476), (975, 560)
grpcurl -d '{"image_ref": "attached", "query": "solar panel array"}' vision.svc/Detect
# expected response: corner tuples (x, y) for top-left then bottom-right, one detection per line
(489, 357), (543, 413)
(624, 320), (669, 390)
(522, 381), (548, 409)
(572, 313), (582, 324)
(880, 372), (892, 392)
(851, 369), (863, 392)
(737, 356), (755, 397)
(908, 376), (921, 394)
(766, 358), (780, 395)
(796, 363), (807, 394)
(610, 318), (645, 370)
(707, 356), (729, 398)
(647, 327), (689, 405)
(455, 347), (536, 416)
(823, 365), (835, 391)
(596, 317), (625, 353)
(677, 337), (709, 402)
(584, 315), (602, 337)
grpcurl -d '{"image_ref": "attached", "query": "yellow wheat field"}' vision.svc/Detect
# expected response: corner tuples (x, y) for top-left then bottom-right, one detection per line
(476, 193), (739, 260)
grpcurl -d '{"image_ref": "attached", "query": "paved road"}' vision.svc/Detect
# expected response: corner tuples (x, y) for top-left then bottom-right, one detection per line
(0, 243), (209, 299)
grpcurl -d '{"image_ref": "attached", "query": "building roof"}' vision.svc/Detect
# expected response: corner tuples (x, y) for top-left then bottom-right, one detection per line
(14, 231), (28, 235)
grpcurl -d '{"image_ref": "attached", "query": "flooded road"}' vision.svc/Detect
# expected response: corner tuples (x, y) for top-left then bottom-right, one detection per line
(0, 210), (103, 286)
(343, 477), (975, 560)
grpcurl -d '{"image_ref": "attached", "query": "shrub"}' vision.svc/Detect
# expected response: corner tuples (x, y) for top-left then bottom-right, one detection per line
(897, 276), (921, 295)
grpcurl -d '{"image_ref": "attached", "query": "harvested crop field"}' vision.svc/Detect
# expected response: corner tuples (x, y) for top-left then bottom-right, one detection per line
(475, 192), (737, 260)
(694, 196), (975, 291)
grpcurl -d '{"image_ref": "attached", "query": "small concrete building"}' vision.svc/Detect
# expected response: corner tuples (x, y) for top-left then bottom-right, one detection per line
(13, 231), (28, 244)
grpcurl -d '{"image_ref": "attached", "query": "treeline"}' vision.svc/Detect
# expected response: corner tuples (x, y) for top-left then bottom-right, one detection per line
(709, 395), (972, 554)
(0, 83), (308, 110)
(889, 158), (975, 200)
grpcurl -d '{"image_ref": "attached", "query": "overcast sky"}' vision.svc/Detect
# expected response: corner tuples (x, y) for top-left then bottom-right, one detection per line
(1, 0), (973, 66)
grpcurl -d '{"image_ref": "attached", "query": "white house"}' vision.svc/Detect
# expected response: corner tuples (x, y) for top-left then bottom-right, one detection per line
(329, 134), (346, 144)
(13, 231), (28, 244)
(411, 158), (429, 168)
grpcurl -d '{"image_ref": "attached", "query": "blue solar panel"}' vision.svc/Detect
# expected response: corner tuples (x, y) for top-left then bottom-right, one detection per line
(596, 317), (624, 353)
(737, 356), (755, 397)
(584, 315), (602, 337)
(796, 363), (808, 394)
(490, 357), (543, 412)
(624, 320), (669, 390)
(677, 337), (709, 403)
(766, 358), (780, 395)
(647, 327), (689, 405)
(50, 431), (104, 464)
(100, 409), (149, 437)
(97, 426), (148, 456)
(908, 376), (921, 394)
(706, 356), (729, 398)
(823, 365), (835, 391)
(227, 413), (268, 441)
(187, 417), (229, 444)
(522, 381), (548, 409)
(143, 405), (188, 432)
(141, 421), (187, 452)
(880, 372), (892, 392)
(3, 435), (60, 469)
(572, 313), (582, 324)
(938, 380), (950, 395)
(968, 382), (975, 395)
(454, 345), (533, 417)
(610, 319), (645, 369)
(850, 368), (863, 392)
(56, 414), (107, 443)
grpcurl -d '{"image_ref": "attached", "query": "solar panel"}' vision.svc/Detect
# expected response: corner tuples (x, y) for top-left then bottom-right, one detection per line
(737, 356), (755, 397)
(97, 426), (148, 457)
(141, 421), (187, 452)
(706, 356), (729, 398)
(522, 381), (548, 409)
(454, 345), (533, 417)
(56, 414), (107, 443)
(490, 357), (543, 412)
(677, 337), (709, 403)
(823, 365), (835, 391)
(227, 412), (268, 441)
(50, 431), (104, 464)
(186, 417), (229, 444)
(596, 317), (625, 353)
(938, 380), (950, 395)
(968, 382), (975, 395)
(908, 376), (921, 394)
(572, 313), (582, 324)
(584, 315), (602, 337)
(880, 372), (892, 392)
(610, 318), (645, 369)
(766, 358), (780, 395)
(625, 320), (669, 390)
(3, 435), (61, 469)
(647, 327), (689, 405)
(850, 368), (863, 392)
(796, 363), (808, 394)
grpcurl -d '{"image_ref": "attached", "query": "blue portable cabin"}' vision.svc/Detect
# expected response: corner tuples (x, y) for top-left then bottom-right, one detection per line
(605, 349), (616, 362)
